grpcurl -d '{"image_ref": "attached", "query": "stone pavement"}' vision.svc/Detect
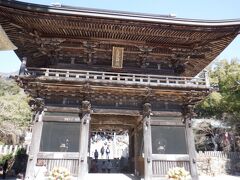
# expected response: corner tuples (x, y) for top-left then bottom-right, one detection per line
(4, 174), (240, 180)
(4, 174), (140, 180)
(199, 175), (240, 180)
(86, 174), (240, 180)
(88, 173), (240, 180)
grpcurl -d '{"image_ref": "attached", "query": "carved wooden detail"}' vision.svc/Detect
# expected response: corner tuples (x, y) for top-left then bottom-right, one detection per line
(2, 2), (238, 180)
(1, 1), (239, 76)
(182, 104), (195, 127)
(80, 101), (91, 124)
(15, 67), (210, 113)
(143, 87), (152, 103)
(143, 103), (152, 119)
(81, 101), (91, 114)
(82, 41), (98, 65)
(29, 98), (45, 122)
(30, 98), (45, 111)
(138, 46), (153, 68)
(81, 83), (92, 101)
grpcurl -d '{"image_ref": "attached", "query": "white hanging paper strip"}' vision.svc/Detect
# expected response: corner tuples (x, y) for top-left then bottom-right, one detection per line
(0, 25), (17, 51)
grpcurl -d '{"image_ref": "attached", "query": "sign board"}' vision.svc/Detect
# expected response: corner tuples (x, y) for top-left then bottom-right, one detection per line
(43, 115), (80, 122)
(112, 47), (124, 68)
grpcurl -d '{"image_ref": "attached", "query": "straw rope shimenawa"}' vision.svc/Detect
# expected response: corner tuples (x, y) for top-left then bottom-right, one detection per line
(0, 25), (17, 51)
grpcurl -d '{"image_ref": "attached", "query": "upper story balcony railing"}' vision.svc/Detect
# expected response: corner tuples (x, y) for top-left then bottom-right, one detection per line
(23, 68), (210, 89)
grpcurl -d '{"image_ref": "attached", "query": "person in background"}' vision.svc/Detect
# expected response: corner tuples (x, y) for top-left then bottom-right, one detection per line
(106, 146), (110, 159)
(94, 149), (99, 160)
(19, 57), (27, 75)
(100, 146), (105, 159)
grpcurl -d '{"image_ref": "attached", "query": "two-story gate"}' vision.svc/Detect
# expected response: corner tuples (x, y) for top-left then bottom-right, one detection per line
(1, 1), (240, 179)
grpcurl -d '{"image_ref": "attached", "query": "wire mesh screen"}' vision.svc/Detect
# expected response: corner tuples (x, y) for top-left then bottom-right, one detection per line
(40, 122), (80, 152)
(151, 126), (187, 154)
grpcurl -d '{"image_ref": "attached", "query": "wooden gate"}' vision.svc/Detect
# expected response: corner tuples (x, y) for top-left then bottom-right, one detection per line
(143, 116), (198, 180)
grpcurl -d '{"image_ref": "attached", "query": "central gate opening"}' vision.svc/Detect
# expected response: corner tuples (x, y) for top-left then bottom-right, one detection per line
(89, 114), (140, 174)
(89, 129), (131, 173)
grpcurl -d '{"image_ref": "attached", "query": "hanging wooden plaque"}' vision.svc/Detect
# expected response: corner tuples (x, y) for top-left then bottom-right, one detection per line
(112, 47), (124, 69)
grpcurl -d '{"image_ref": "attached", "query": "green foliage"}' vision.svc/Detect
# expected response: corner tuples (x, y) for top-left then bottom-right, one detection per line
(0, 93), (32, 126)
(196, 58), (240, 124)
(0, 77), (32, 143)
(0, 148), (28, 175)
(15, 147), (26, 156)
(196, 92), (223, 118)
(0, 78), (20, 96)
(0, 153), (13, 165)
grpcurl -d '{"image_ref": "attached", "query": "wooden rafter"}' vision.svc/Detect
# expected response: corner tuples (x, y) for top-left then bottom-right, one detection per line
(1, 1), (239, 76)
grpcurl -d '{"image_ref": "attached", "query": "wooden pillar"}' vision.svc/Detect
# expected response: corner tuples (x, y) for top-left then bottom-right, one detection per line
(128, 130), (133, 158)
(183, 105), (198, 180)
(128, 129), (135, 172)
(78, 101), (91, 180)
(25, 98), (45, 180)
(25, 121), (43, 179)
(143, 103), (152, 180)
(133, 127), (139, 176)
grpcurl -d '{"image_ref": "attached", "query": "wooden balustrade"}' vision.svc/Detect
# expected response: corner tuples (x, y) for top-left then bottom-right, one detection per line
(151, 154), (190, 177)
(152, 160), (190, 177)
(37, 158), (79, 176)
(37, 152), (80, 176)
(25, 68), (209, 88)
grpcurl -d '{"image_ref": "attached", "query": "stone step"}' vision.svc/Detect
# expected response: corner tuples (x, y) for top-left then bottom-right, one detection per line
(90, 158), (133, 173)
(86, 173), (140, 180)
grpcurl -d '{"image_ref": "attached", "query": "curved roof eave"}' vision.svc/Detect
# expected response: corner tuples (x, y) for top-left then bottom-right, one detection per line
(1, 0), (240, 27)
(50, 8), (240, 27)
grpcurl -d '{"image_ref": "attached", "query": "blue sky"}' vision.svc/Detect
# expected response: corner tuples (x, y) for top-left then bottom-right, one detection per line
(0, 0), (240, 73)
